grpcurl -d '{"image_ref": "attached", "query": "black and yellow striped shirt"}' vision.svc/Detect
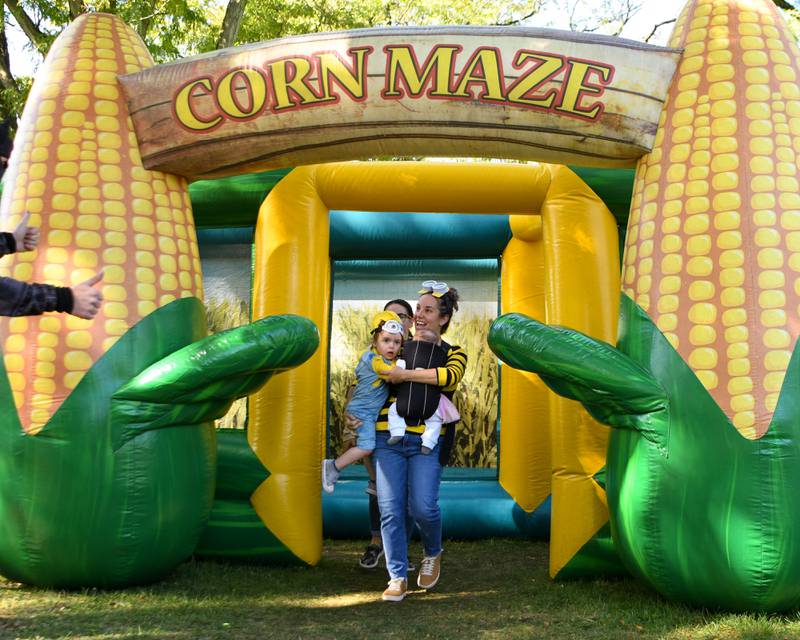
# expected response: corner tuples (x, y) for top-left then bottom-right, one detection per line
(375, 340), (468, 434)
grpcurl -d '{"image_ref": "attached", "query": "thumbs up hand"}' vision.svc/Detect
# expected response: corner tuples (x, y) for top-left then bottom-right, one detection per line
(70, 271), (104, 319)
(13, 211), (39, 252)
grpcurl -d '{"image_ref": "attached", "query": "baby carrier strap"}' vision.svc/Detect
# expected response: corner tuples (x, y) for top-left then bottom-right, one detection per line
(396, 340), (447, 422)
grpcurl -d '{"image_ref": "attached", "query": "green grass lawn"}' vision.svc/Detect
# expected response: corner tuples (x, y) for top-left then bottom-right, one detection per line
(2, 539), (800, 639)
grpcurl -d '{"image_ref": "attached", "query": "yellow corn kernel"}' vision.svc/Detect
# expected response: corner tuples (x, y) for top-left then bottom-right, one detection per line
(764, 371), (785, 393)
(689, 281), (715, 301)
(64, 351), (92, 371)
(14, 264), (32, 280)
(138, 300), (157, 316)
(34, 378), (55, 394)
(104, 303), (129, 320)
(136, 251), (156, 267)
(66, 331), (92, 349)
(732, 411), (756, 435)
(684, 214), (709, 234)
(687, 256), (713, 276)
(102, 265), (124, 285)
(720, 287), (745, 307)
(719, 267), (744, 287)
(728, 358), (751, 376)
(63, 372), (83, 389)
(761, 309), (786, 327)
(73, 250), (98, 268)
(4, 334), (25, 352)
(728, 376), (753, 395)
(689, 347), (717, 369)
(765, 350), (791, 371)
(755, 228), (781, 247)
(727, 340), (749, 358)
(713, 192), (741, 212)
(689, 325), (716, 345)
(714, 211), (742, 231)
(711, 153), (739, 172)
(722, 308), (747, 327)
(657, 314), (678, 332)
(731, 394), (755, 413)
(35, 361), (55, 377)
(696, 370), (718, 390)
(688, 302), (717, 324)
(102, 247), (127, 265)
(759, 270), (785, 289)
(661, 254), (683, 274)
(43, 264), (65, 282)
(105, 319), (128, 336)
(758, 248), (783, 269)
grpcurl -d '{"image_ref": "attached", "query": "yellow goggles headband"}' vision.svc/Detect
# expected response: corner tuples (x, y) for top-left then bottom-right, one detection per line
(418, 280), (449, 297)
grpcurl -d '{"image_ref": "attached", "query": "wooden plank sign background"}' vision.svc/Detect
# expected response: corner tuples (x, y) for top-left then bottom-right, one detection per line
(119, 26), (681, 180)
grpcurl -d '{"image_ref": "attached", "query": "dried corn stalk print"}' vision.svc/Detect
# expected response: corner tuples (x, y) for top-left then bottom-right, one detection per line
(330, 303), (498, 467)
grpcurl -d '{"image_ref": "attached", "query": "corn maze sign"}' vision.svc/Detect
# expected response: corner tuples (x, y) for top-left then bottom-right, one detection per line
(120, 26), (681, 180)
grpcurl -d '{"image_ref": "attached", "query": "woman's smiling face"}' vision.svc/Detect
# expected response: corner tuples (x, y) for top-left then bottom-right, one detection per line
(415, 293), (448, 337)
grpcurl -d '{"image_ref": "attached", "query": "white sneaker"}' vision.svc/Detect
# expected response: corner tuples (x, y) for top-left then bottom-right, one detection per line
(322, 459), (340, 493)
(382, 577), (407, 602)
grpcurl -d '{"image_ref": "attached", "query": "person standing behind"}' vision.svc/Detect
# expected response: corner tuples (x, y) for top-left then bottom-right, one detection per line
(0, 212), (103, 319)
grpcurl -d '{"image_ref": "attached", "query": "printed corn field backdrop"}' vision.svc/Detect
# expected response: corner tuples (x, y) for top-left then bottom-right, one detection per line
(330, 304), (498, 467)
(206, 297), (250, 429)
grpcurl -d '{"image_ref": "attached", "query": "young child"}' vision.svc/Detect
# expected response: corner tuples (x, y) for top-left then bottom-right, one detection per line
(387, 328), (460, 454)
(322, 310), (404, 493)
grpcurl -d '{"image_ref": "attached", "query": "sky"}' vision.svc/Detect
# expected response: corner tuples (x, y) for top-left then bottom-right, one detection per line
(5, 0), (689, 78)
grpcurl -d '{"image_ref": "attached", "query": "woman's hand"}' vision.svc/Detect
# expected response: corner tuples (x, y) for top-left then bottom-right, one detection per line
(386, 366), (409, 384)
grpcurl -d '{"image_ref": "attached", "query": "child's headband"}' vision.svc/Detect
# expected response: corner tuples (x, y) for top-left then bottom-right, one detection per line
(380, 320), (404, 335)
(371, 310), (403, 335)
(419, 280), (449, 297)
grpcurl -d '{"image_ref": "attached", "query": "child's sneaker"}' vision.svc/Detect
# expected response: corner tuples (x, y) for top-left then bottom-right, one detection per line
(359, 544), (383, 569)
(382, 577), (407, 602)
(387, 435), (402, 445)
(365, 479), (377, 496)
(322, 459), (340, 493)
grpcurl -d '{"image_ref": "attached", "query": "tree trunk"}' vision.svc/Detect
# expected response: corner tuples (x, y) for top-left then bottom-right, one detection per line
(0, 20), (14, 174)
(4, 0), (49, 53)
(68, 0), (87, 20)
(216, 0), (248, 50)
(0, 15), (14, 91)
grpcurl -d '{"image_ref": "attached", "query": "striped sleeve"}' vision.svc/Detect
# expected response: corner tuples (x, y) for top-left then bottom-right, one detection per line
(436, 345), (467, 391)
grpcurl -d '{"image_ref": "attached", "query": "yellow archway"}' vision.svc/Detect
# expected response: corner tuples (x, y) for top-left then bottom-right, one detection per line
(248, 161), (619, 573)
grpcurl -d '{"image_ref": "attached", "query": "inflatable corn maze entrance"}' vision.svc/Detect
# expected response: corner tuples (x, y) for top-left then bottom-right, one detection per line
(1, 0), (800, 612)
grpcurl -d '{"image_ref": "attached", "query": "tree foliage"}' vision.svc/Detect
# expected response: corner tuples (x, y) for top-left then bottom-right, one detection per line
(1, 0), (798, 130)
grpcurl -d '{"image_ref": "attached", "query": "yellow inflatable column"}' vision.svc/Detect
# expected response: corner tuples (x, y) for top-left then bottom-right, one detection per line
(541, 165), (620, 577)
(250, 166), (330, 565)
(499, 216), (551, 511)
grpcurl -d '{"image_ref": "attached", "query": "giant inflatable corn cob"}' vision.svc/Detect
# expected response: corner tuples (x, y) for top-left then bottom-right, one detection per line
(0, 13), (319, 588)
(490, 0), (800, 611)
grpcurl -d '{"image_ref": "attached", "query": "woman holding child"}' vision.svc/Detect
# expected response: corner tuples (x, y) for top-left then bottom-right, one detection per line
(375, 281), (467, 602)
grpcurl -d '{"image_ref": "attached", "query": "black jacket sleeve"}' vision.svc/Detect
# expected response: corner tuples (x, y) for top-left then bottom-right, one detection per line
(0, 277), (73, 317)
(0, 232), (16, 257)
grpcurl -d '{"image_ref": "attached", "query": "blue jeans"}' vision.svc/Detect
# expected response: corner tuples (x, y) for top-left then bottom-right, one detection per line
(374, 430), (443, 580)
